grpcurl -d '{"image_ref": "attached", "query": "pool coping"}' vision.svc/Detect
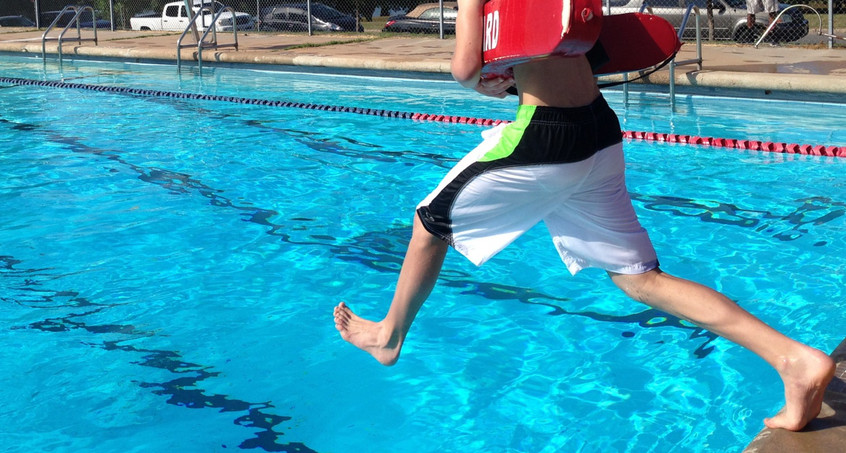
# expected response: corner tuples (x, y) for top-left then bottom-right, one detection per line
(743, 339), (846, 453)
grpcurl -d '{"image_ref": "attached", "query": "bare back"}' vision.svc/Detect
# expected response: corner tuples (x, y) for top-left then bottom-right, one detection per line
(451, 0), (599, 105)
(513, 56), (601, 108)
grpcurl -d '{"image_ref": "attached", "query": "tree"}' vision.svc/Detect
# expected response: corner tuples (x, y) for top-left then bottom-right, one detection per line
(0, 0), (37, 18)
(329, 0), (380, 21)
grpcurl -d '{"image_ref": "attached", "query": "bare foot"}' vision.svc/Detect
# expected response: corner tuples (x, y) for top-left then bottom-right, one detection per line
(334, 302), (402, 366)
(764, 346), (836, 431)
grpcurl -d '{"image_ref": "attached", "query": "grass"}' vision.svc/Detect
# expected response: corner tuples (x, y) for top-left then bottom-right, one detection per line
(359, 15), (454, 36)
(283, 37), (380, 49)
(361, 15), (390, 33)
(814, 13), (846, 29)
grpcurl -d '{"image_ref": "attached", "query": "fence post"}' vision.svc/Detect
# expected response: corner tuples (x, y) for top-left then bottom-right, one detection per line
(439, 0), (445, 39)
(109, 0), (115, 31)
(829, 0), (834, 49)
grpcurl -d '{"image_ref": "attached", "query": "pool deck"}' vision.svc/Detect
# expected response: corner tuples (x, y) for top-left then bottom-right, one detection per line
(2, 28), (846, 451)
(744, 339), (846, 453)
(1, 29), (846, 99)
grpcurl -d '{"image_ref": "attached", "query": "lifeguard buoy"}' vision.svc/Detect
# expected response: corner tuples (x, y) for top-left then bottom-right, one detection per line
(481, 0), (681, 79)
(481, 0), (603, 77)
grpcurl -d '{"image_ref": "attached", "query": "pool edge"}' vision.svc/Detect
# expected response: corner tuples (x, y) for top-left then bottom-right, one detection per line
(743, 338), (846, 453)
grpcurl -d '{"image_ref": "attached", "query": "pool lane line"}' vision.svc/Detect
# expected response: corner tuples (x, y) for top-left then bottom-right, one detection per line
(620, 130), (845, 157)
(3, 76), (843, 158)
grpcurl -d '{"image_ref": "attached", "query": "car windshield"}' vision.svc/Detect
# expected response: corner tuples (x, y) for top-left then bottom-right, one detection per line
(2, 16), (34, 26)
(309, 4), (345, 17)
(195, 1), (227, 11)
(418, 7), (457, 19)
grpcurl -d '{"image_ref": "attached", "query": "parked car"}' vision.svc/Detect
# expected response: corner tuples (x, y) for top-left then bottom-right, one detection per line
(0, 15), (36, 27)
(83, 18), (113, 29)
(41, 10), (112, 29)
(608, 0), (808, 43)
(130, 1), (254, 32)
(259, 3), (363, 32)
(382, 2), (457, 34)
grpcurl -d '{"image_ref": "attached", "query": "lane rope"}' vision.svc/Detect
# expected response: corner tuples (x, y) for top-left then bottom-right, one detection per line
(2, 76), (842, 157)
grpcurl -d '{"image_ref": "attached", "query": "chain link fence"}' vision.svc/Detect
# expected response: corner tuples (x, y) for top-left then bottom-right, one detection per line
(607, 0), (841, 44)
(1, 0), (445, 32)
(1, 0), (842, 45)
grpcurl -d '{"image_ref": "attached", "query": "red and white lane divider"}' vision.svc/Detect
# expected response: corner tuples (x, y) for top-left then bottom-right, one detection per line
(3, 76), (841, 157)
(621, 130), (844, 157)
(410, 112), (844, 157)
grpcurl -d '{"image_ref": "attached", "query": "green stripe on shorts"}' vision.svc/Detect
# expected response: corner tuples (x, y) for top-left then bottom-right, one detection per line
(478, 105), (537, 162)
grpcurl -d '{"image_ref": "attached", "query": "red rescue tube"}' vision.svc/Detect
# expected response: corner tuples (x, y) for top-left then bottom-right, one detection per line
(480, 0), (681, 78)
(481, 0), (603, 77)
(590, 13), (682, 76)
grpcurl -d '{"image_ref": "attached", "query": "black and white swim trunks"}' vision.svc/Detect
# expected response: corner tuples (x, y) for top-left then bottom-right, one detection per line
(417, 95), (658, 274)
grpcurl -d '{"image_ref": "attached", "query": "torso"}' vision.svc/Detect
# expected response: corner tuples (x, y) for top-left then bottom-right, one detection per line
(513, 55), (600, 108)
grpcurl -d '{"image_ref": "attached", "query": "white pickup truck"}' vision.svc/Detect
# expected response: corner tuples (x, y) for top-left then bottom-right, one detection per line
(130, 1), (254, 32)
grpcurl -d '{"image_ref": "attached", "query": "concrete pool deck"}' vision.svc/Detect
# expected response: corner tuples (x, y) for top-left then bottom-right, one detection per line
(1, 28), (846, 452)
(1, 29), (846, 99)
(744, 339), (846, 453)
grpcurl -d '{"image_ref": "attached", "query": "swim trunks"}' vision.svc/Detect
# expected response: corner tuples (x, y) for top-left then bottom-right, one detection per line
(746, 0), (778, 14)
(416, 95), (659, 275)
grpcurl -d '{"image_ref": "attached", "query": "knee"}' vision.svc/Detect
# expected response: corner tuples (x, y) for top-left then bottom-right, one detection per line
(411, 213), (448, 247)
(609, 269), (661, 303)
(411, 213), (434, 238)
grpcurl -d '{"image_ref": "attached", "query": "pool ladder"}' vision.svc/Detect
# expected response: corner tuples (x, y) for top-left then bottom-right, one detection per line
(40, 5), (99, 64)
(669, 5), (704, 108)
(618, 3), (703, 109)
(176, 6), (240, 74)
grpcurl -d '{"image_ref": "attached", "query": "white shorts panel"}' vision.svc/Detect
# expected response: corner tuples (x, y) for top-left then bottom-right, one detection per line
(417, 101), (658, 274)
(437, 142), (657, 273)
(747, 0), (778, 14)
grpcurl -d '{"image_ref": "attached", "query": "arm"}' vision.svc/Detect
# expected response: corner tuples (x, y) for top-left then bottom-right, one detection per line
(452, 0), (513, 98)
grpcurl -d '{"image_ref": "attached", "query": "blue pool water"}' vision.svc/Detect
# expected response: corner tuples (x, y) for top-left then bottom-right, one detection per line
(1, 54), (845, 452)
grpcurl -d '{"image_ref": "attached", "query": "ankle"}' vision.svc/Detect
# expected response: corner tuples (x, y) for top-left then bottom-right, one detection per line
(374, 321), (404, 349)
(776, 347), (835, 380)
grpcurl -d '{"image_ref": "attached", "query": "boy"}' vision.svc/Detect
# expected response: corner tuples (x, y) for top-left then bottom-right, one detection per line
(746, 0), (779, 31)
(334, 0), (834, 431)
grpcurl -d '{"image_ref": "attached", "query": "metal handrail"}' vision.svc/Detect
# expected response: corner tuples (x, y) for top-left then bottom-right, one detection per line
(41, 5), (99, 64)
(669, 4), (703, 109)
(619, 3), (703, 109)
(620, 2), (656, 100)
(177, 6), (240, 74)
(197, 7), (239, 73)
(755, 4), (846, 49)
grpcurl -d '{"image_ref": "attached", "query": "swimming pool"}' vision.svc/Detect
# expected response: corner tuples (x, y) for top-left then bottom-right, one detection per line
(1, 54), (845, 452)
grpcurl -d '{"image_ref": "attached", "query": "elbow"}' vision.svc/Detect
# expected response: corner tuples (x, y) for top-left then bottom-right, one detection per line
(451, 60), (482, 89)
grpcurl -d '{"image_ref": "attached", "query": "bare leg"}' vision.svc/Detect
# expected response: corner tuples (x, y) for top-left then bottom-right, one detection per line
(334, 214), (448, 365)
(610, 268), (835, 431)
